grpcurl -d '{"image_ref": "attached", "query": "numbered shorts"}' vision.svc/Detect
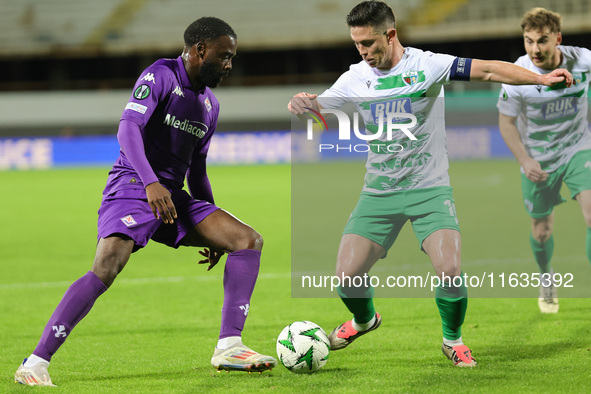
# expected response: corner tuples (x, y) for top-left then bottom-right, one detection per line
(342, 186), (460, 256)
(521, 149), (591, 219)
(97, 188), (219, 251)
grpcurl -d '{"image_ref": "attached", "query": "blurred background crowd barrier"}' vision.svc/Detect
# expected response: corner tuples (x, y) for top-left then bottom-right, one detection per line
(1, 0), (590, 169)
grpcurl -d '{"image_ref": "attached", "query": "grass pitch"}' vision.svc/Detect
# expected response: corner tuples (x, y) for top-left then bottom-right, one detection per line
(1, 161), (590, 393)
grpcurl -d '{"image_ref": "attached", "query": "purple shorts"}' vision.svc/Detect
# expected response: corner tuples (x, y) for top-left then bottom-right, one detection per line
(97, 188), (219, 250)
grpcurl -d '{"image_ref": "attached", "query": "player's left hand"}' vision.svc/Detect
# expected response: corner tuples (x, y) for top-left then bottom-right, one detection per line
(539, 68), (573, 87)
(198, 248), (224, 271)
(288, 92), (319, 114)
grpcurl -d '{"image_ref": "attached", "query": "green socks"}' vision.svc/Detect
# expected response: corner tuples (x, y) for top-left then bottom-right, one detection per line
(530, 234), (554, 274)
(338, 285), (375, 325)
(435, 275), (468, 341)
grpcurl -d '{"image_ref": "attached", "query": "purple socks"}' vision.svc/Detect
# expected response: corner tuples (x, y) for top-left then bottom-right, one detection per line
(33, 271), (107, 361)
(219, 249), (261, 339)
(31, 251), (261, 360)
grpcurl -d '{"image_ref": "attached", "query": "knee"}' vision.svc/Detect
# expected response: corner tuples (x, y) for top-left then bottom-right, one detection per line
(435, 263), (461, 279)
(92, 253), (128, 288)
(532, 221), (553, 243)
(236, 228), (263, 251)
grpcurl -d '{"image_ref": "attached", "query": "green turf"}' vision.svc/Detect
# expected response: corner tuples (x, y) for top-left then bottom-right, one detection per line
(1, 162), (590, 392)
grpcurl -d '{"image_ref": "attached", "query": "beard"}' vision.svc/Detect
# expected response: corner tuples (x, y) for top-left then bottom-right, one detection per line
(200, 58), (227, 88)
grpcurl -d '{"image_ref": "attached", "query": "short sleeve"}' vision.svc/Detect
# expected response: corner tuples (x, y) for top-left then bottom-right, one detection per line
(497, 84), (521, 117)
(120, 64), (173, 127)
(425, 52), (457, 85)
(576, 47), (591, 71)
(317, 71), (351, 109)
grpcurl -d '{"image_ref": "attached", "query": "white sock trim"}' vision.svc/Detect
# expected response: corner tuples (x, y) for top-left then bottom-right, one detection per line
(216, 336), (242, 350)
(352, 314), (376, 332)
(443, 337), (463, 347)
(24, 354), (49, 368)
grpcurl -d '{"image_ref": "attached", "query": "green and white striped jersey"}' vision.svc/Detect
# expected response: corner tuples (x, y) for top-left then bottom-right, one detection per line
(318, 47), (459, 193)
(497, 45), (591, 173)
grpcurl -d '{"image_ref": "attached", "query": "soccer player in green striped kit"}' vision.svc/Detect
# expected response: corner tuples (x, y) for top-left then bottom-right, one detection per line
(498, 8), (591, 314)
(289, 1), (571, 366)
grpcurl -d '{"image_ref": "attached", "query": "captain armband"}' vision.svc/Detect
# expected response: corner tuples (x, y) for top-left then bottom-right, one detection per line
(449, 57), (473, 81)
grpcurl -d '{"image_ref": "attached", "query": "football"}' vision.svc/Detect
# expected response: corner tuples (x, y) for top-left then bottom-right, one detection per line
(276, 321), (330, 373)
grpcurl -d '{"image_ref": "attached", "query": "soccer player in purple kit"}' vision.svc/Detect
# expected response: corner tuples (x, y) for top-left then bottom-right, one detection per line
(15, 17), (276, 387)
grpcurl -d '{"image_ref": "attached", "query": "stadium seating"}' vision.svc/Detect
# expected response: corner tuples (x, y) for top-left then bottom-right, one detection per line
(0, 0), (424, 56)
(0, 0), (589, 56)
(0, 0), (120, 56)
(406, 0), (591, 42)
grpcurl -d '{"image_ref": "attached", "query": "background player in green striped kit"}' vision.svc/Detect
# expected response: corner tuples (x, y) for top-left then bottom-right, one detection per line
(498, 8), (591, 314)
(289, 1), (572, 367)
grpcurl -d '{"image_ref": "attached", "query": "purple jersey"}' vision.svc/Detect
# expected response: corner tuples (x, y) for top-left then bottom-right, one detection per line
(104, 56), (220, 195)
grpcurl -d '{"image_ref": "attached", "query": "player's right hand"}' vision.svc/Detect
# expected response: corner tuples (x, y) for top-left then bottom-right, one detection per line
(145, 182), (178, 224)
(539, 68), (573, 87)
(521, 157), (548, 183)
(288, 92), (318, 114)
(198, 248), (224, 271)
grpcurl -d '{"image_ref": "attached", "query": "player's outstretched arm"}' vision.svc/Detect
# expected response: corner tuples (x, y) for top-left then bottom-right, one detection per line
(287, 92), (321, 114)
(470, 59), (573, 87)
(498, 113), (548, 183)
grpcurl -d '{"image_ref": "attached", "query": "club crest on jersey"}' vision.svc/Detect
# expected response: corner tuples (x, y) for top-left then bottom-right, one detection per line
(120, 215), (137, 227)
(402, 70), (419, 86)
(141, 73), (156, 84)
(204, 97), (212, 112)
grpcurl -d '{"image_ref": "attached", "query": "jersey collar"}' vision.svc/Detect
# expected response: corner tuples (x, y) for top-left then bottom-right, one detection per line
(175, 56), (206, 93)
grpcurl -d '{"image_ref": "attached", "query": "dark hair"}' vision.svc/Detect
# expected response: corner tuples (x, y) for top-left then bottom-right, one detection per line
(521, 7), (562, 33)
(184, 17), (236, 47)
(346, 1), (396, 29)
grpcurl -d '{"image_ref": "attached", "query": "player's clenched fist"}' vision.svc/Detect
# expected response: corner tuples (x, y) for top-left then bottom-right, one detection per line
(539, 68), (573, 87)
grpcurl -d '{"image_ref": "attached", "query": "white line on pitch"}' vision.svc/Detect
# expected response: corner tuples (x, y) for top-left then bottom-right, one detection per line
(0, 272), (291, 291)
(0, 255), (586, 291)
